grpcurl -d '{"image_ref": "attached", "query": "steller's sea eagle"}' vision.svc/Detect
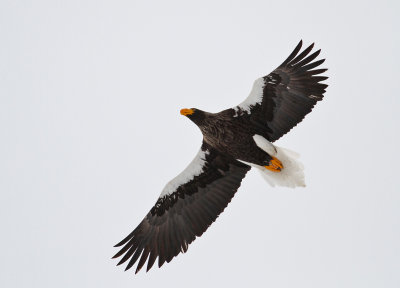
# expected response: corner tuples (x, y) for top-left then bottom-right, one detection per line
(113, 40), (328, 273)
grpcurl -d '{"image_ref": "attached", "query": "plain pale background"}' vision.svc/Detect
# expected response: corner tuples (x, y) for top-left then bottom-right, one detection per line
(1, 0), (399, 287)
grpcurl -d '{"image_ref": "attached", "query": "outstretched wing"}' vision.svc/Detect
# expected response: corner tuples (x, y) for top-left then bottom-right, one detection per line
(232, 40), (328, 142)
(113, 142), (250, 273)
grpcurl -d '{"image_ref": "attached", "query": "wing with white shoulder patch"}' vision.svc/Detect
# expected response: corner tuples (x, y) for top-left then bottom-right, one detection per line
(113, 141), (251, 273)
(232, 40), (328, 142)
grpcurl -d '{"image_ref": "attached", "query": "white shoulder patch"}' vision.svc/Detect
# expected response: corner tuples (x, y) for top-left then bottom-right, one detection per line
(234, 77), (265, 116)
(160, 148), (210, 197)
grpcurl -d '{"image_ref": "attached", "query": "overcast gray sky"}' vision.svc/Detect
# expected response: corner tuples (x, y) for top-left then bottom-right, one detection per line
(1, 0), (399, 287)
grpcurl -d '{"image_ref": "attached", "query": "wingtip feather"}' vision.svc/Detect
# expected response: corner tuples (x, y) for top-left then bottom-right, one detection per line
(280, 40), (303, 67)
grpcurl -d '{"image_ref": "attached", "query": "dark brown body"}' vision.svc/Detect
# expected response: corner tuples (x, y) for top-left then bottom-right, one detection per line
(194, 109), (273, 167)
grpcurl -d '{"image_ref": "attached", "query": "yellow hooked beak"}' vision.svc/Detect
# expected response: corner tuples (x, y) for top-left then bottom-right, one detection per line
(180, 108), (195, 116)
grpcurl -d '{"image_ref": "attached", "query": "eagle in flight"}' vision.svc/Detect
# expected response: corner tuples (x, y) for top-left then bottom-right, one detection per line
(113, 40), (328, 273)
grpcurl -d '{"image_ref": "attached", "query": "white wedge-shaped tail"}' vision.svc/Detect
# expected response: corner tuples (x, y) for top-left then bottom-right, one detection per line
(252, 135), (305, 188)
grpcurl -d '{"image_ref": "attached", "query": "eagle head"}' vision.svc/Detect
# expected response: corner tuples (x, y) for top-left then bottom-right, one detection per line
(180, 108), (206, 125)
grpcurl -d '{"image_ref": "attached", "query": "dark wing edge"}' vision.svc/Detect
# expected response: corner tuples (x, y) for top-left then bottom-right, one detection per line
(233, 40), (328, 142)
(112, 142), (251, 274)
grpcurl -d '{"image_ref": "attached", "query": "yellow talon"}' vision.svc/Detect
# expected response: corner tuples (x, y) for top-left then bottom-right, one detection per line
(264, 156), (283, 172)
